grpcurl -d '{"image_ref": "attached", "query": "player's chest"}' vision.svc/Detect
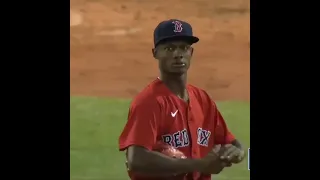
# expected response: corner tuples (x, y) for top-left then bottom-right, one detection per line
(159, 102), (204, 131)
(157, 97), (214, 148)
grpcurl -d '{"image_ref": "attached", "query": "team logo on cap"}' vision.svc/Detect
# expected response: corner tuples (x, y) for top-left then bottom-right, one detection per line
(172, 20), (183, 33)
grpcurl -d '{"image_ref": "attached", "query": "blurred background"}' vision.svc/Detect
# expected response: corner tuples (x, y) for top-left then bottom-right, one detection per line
(70, 0), (250, 179)
(70, 0), (250, 101)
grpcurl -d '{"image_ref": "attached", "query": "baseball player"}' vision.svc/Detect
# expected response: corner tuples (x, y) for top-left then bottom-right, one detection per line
(119, 19), (245, 180)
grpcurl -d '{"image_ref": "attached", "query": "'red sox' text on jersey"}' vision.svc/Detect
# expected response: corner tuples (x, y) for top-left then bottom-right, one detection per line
(119, 78), (236, 180)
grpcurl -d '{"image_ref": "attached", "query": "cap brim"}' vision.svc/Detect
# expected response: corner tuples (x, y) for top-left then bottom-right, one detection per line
(156, 35), (199, 46)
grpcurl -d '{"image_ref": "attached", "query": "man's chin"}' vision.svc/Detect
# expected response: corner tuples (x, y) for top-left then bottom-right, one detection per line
(168, 70), (187, 76)
(168, 68), (188, 75)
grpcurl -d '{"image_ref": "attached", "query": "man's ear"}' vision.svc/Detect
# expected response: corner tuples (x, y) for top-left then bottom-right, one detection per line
(190, 47), (194, 56)
(152, 48), (157, 59)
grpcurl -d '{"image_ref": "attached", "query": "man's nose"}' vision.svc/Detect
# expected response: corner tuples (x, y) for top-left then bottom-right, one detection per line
(174, 54), (183, 59)
(173, 50), (184, 59)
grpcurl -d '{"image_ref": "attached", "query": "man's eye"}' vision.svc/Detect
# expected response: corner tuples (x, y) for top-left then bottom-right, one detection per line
(183, 46), (190, 50)
(165, 47), (174, 51)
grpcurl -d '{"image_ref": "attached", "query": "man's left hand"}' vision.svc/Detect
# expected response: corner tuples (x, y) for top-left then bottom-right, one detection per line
(219, 144), (245, 164)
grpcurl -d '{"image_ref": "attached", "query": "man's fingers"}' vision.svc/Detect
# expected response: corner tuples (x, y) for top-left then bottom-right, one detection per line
(220, 145), (237, 159)
(224, 162), (233, 167)
(236, 151), (245, 161)
(216, 144), (231, 156)
(220, 161), (229, 167)
(222, 144), (233, 148)
(226, 149), (240, 160)
(213, 144), (221, 152)
(222, 146), (237, 157)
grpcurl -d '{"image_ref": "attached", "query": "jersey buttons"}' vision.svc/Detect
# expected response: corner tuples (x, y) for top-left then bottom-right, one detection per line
(192, 150), (197, 156)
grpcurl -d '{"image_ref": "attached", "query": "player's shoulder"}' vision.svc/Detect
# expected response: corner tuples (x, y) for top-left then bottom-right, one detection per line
(187, 84), (218, 106)
(188, 84), (210, 99)
(130, 79), (163, 107)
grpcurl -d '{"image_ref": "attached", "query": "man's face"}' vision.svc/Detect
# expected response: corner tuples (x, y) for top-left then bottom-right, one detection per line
(153, 40), (194, 74)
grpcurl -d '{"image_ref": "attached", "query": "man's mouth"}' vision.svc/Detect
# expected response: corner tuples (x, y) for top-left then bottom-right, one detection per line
(172, 63), (186, 67)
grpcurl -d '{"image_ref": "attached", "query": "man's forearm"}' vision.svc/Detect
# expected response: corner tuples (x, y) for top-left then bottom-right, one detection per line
(128, 147), (201, 176)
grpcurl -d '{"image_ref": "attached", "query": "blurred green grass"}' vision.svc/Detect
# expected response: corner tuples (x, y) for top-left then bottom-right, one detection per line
(70, 97), (250, 180)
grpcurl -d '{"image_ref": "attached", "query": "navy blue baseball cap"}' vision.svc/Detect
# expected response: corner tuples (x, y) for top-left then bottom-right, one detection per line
(153, 19), (199, 47)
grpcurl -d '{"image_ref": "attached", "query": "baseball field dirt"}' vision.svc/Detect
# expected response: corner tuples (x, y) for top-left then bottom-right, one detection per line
(70, 0), (250, 101)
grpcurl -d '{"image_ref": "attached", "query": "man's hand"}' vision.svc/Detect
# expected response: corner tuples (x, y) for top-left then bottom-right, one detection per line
(195, 145), (231, 174)
(219, 144), (245, 164)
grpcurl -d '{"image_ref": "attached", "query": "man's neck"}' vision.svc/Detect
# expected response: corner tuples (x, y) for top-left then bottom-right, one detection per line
(160, 73), (188, 100)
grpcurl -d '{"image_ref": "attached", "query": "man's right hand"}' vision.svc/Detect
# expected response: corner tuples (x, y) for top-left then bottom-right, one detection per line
(195, 145), (232, 174)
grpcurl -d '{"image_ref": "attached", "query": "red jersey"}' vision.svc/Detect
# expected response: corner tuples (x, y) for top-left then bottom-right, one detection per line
(119, 78), (235, 180)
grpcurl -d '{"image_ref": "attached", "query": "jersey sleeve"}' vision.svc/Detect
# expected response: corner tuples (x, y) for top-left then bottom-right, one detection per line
(209, 101), (235, 145)
(118, 99), (160, 151)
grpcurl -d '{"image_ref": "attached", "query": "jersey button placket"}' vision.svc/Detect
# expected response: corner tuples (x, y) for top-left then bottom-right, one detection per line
(192, 150), (197, 156)
(187, 106), (192, 122)
(188, 107), (198, 159)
